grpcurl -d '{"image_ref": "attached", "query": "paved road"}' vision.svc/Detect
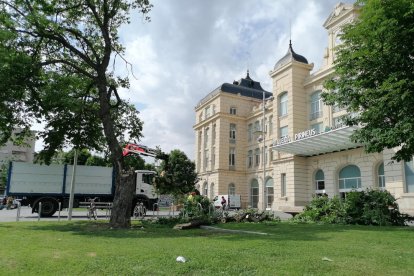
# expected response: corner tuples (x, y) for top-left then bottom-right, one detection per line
(0, 206), (178, 222)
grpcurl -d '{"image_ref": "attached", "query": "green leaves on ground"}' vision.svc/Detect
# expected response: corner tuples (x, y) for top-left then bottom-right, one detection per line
(294, 189), (412, 226)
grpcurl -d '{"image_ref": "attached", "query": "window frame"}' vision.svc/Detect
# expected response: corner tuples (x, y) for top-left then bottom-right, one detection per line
(281, 173), (287, 197)
(229, 147), (236, 167)
(279, 92), (288, 117)
(310, 91), (323, 120)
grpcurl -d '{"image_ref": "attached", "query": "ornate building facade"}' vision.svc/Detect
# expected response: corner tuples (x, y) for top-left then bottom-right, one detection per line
(194, 3), (414, 214)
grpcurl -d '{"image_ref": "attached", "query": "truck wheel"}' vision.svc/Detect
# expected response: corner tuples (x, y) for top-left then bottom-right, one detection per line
(35, 198), (58, 217)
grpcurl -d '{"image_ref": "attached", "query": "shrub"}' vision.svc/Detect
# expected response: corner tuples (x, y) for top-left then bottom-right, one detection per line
(293, 190), (412, 226)
(344, 189), (410, 226)
(293, 195), (345, 224)
(179, 195), (214, 221)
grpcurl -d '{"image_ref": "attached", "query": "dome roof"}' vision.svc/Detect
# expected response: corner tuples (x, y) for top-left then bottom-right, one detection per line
(274, 41), (308, 70)
(221, 70), (272, 100)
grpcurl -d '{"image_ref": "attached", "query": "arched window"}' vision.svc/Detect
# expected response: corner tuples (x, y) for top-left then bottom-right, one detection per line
(203, 182), (208, 196)
(279, 92), (288, 117)
(265, 178), (274, 209)
(228, 183), (236, 195)
(405, 157), (414, 192)
(210, 183), (215, 199)
(378, 163), (385, 189)
(250, 179), (259, 208)
(339, 165), (361, 190)
(315, 169), (325, 193)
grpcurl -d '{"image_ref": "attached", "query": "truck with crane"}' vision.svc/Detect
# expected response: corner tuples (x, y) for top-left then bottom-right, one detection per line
(5, 143), (161, 217)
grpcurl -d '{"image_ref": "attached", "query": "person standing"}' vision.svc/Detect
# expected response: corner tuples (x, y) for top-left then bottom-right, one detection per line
(221, 196), (227, 210)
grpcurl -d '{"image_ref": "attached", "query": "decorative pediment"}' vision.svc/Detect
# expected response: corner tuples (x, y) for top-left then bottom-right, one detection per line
(323, 2), (354, 29)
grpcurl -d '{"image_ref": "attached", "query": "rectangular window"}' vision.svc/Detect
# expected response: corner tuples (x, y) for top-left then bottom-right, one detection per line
(229, 148), (235, 167)
(230, 107), (237, 115)
(212, 124), (216, 145)
(204, 127), (209, 148)
(204, 106), (210, 119)
(316, 180), (325, 190)
(281, 173), (286, 197)
(248, 124), (253, 142)
(229, 123), (236, 143)
(197, 150), (201, 172)
(378, 175), (385, 189)
(255, 148), (260, 166)
(339, 178), (361, 189)
(279, 93), (288, 117)
(310, 92), (323, 120)
(248, 150), (253, 168)
(269, 116), (273, 135)
(280, 126), (288, 139)
(333, 116), (345, 128)
(204, 149), (209, 171)
(211, 147), (216, 169)
(311, 122), (323, 134)
(254, 121), (260, 132)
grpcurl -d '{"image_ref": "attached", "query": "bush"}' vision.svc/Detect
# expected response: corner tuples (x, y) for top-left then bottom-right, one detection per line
(344, 189), (410, 226)
(293, 190), (412, 226)
(294, 195), (345, 224)
(179, 195), (214, 221)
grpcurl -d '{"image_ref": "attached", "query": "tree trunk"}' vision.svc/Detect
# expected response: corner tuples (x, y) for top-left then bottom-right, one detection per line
(110, 172), (135, 228)
(96, 82), (134, 228)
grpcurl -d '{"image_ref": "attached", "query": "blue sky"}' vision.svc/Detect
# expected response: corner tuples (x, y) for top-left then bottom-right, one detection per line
(34, 0), (348, 160)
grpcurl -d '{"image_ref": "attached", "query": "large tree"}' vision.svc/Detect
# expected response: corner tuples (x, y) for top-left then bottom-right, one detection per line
(0, 0), (152, 228)
(154, 150), (198, 198)
(322, 0), (414, 162)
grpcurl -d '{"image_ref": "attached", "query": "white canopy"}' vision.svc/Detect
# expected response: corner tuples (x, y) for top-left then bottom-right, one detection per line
(272, 126), (363, 156)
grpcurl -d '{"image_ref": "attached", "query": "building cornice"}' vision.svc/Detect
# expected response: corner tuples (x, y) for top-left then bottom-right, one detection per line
(304, 66), (335, 86)
(269, 60), (314, 78)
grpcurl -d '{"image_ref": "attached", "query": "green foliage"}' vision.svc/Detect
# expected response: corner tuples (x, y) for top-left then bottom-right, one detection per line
(180, 194), (213, 221)
(322, 0), (414, 161)
(0, 163), (8, 189)
(344, 189), (410, 226)
(0, 1), (152, 163)
(294, 195), (346, 224)
(153, 150), (198, 197)
(294, 190), (412, 226)
(85, 155), (110, 167)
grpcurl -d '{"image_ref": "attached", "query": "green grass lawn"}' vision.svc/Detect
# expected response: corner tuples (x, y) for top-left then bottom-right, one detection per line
(0, 220), (413, 275)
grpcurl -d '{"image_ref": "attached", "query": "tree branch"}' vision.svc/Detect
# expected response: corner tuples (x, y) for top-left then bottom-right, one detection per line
(40, 59), (95, 79)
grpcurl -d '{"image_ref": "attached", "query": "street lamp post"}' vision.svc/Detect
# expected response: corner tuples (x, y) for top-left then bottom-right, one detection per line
(261, 92), (273, 210)
(262, 91), (266, 210)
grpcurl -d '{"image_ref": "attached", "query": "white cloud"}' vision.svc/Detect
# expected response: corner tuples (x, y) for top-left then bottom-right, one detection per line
(36, 0), (346, 160)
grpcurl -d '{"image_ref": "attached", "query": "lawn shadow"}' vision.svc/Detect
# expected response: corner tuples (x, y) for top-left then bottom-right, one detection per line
(22, 219), (413, 243)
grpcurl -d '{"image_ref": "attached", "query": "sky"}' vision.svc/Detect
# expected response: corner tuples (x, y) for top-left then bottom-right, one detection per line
(34, 0), (348, 160)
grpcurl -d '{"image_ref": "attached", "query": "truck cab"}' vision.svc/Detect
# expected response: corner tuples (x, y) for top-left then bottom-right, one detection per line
(135, 170), (158, 210)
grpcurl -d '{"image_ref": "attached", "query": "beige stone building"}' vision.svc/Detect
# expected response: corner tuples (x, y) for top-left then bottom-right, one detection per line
(194, 3), (414, 215)
(0, 130), (35, 190)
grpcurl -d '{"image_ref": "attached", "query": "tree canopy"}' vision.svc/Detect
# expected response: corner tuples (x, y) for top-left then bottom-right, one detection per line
(154, 150), (198, 197)
(0, 0), (152, 228)
(322, 0), (414, 162)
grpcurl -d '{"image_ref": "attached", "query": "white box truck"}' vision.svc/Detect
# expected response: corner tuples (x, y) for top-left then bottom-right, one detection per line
(213, 194), (241, 210)
(6, 162), (158, 217)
